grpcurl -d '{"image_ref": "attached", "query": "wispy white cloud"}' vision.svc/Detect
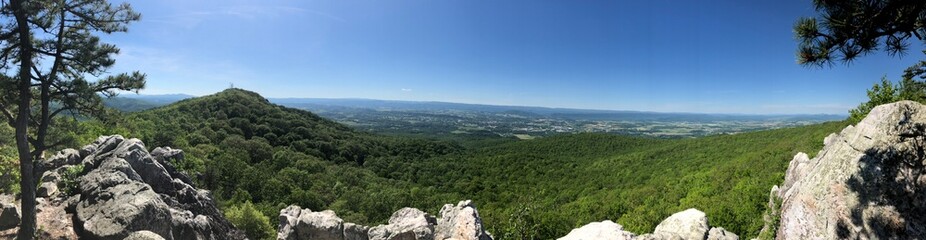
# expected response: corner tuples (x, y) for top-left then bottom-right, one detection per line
(401, 88), (412, 92)
(222, 5), (306, 19)
(145, 5), (343, 29)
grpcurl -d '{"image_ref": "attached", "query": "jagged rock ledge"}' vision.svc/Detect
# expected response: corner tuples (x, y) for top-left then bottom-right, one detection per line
(558, 208), (738, 240)
(278, 200), (493, 240)
(766, 101), (926, 239)
(3, 135), (247, 239)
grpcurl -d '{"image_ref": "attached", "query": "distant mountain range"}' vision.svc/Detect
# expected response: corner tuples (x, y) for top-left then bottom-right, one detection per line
(104, 93), (846, 122)
(118, 93), (196, 104)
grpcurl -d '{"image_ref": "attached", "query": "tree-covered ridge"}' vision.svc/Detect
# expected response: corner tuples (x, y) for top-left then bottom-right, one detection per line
(385, 121), (847, 239)
(64, 88), (848, 239)
(89, 88), (465, 230)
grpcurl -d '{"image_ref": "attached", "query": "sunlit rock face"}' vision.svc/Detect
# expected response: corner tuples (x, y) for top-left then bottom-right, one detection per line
(41, 135), (246, 240)
(777, 101), (926, 239)
(278, 200), (493, 240)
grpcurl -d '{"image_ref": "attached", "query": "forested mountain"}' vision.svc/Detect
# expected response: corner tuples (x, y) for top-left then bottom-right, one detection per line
(91, 89), (466, 225)
(31, 88), (847, 239)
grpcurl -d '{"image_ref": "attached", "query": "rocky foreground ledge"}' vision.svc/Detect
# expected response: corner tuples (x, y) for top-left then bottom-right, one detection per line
(277, 200), (493, 240)
(0, 135), (246, 239)
(559, 208), (738, 240)
(767, 101), (926, 239)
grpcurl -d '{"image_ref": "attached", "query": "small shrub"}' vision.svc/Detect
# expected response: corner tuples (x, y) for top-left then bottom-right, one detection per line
(756, 196), (782, 240)
(0, 146), (20, 194)
(225, 201), (275, 240)
(60, 164), (85, 196)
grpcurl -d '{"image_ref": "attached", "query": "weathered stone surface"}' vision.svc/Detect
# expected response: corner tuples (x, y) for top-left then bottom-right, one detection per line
(344, 222), (370, 240)
(776, 101), (926, 239)
(435, 200), (492, 240)
(557, 220), (635, 240)
(300, 210), (345, 240)
(778, 153), (809, 196)
(277, 206), (346, 240)
(37, 181), (58, 197)
(151, 147), (194, 185)
(0, 199), (19, 231)
(74, 158), (173, 240)
(126, 230), (167, 240)
(68, 135), (245, 240)
(706, 227), (738, 240)
(369, 208), (436, 240)
(557, 208), (738, 240)
(40, 148), (81, 172)
(277, 203), (495, 240)
(278, 205), (303, 240)
(651, 208), (710, 240)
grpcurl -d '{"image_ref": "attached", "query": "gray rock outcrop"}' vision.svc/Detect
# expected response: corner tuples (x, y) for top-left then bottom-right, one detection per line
(435, 200), (492, 240)
(650, 208), (710, 239)
(277, 205), (346, 240)
(558, 220), (636, 240)
(31, 135), (248, 240)
(278, 200), (493, 240)
(368, 208), (436, 240)
(775, 101), (926, 239)
(0, 198), (19, 231)
(706, 228), (737, 240)
(126, 231), (168, 240)
(560, 208), (737, 240)
(36, 171), (60, 197)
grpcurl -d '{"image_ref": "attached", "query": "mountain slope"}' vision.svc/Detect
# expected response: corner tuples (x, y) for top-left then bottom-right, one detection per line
(102, 97), (163, 112)
(88, 89), (466, 229)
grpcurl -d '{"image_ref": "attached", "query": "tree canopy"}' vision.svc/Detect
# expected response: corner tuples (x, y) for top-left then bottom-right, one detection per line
(795, 0), (926, 68)
(0, 1), (143, 238)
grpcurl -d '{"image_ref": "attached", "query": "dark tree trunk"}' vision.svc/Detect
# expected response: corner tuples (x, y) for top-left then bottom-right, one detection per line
(10, 0), (35, 239)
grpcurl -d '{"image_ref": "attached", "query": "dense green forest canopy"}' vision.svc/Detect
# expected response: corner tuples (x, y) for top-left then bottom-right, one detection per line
(2, 88), (847, 239)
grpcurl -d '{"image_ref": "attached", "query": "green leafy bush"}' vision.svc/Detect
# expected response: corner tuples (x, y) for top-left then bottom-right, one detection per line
(849, 76), (926, 123)
(225, 201), (276, 240)
(60, 164), (85, 196)
(0, 146), (19, 194)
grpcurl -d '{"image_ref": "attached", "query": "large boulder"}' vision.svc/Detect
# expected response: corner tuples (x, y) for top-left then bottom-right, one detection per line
(777, 101), (926, 239)
(278, 205), (351, 240)
(151, 147), (194, 185)
(278, 205), (303, 240)
(38, 148), (82, 173)
(74, 156), (174, 239)
(126, 231), (167, 240)
(435, 200), (492, 240)
(68, 135), (245, 240)
(650, 208), (710, 240)
(0, 198), (19, 231)
(705, 227), (737, 240)
(368, 208), (436, 240)
(344, 223), (370, 240)
(558, 208), (737, 240)
(558, 220), (635, 240)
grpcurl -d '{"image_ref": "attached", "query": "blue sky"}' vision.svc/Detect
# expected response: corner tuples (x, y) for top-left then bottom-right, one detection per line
(104, 0), (921, 114)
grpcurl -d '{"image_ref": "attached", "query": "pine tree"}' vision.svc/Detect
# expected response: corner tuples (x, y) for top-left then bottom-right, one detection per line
(0, 1), (143, 238)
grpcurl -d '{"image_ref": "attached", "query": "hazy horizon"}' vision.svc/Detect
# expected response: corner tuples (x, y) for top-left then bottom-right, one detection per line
(121, 90), (848, 116)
